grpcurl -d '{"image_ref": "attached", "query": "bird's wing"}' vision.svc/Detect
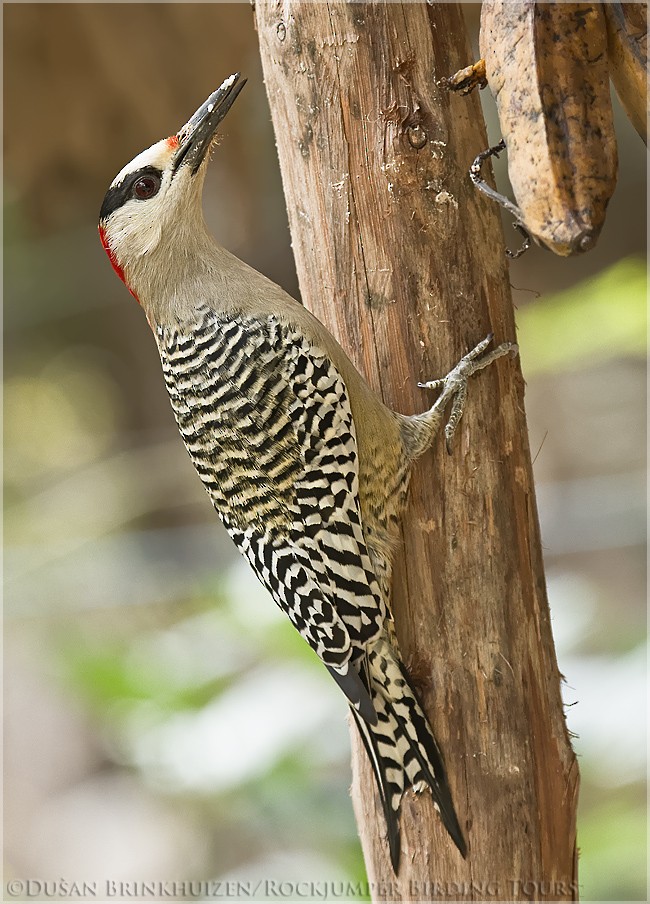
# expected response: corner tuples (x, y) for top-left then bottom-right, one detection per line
(285, 333), (389, 653)
(158, 309), (387, 717)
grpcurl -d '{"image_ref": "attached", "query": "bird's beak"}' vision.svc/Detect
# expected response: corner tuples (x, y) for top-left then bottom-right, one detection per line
(172, 73), (246, 176)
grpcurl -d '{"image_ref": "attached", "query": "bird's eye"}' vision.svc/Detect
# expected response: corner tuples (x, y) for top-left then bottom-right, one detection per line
(132, 174), (161, 200)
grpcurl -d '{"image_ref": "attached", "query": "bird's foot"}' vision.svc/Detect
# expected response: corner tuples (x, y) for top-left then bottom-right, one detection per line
(418, 334), (518, 454)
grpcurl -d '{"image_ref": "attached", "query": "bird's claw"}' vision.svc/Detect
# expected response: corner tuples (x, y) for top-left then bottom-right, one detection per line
(419, 335), (518, 453)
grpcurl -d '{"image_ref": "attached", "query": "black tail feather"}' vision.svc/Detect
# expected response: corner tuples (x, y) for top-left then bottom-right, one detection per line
(350, 706), (402, 872)
(348, 643), (467, 872)
(394, 663), (468, 859)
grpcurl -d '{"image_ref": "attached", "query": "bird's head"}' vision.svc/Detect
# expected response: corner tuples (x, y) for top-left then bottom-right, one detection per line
(98, 73), (246, 304)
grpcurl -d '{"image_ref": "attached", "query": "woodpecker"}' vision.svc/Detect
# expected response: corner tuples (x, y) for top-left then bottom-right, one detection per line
(99, 73), (516, 871)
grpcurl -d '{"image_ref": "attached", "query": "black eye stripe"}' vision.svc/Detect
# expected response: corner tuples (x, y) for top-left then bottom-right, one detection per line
(99, 166), (163, 221)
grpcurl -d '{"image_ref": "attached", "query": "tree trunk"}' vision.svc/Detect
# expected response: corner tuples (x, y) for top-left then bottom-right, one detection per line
(255, 2), (579, 899)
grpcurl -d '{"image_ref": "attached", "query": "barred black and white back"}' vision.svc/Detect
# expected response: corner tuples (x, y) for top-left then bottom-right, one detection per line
(155, 304), (466, 869)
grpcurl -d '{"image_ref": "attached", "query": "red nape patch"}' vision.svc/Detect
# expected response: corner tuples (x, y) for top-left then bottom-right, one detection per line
(166, 135), (180, 150)
(98, 225), (140, 304)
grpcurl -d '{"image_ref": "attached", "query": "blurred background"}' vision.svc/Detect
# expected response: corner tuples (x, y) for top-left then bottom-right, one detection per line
(3, 4), (646, 900)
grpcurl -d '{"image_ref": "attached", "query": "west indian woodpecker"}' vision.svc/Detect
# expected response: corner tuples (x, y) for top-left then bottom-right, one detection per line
(98, 73), (517, 871)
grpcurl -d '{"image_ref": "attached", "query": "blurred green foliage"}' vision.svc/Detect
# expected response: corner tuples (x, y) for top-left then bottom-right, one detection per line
(517, 257), (647, 375)
(578, 787), (647, 901)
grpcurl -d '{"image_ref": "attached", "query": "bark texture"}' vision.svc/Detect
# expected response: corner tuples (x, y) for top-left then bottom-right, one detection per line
(256, 2), (579, 899)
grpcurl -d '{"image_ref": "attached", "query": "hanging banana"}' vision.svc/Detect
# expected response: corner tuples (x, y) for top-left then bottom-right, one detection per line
(604, 2), (648, 145)
(477, 1), (618, 257)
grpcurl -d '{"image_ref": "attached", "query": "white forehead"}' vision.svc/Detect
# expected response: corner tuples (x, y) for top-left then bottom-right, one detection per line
(111, 137), (176, 188)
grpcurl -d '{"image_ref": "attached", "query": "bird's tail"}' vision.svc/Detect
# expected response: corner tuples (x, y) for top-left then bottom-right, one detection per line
(351, 633), (467, 872)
